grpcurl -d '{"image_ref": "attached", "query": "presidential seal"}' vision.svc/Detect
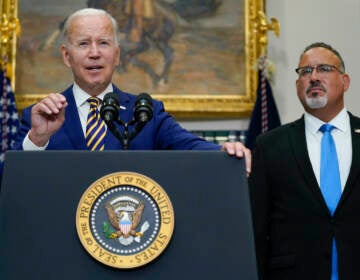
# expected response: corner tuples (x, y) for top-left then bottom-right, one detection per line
(76, 172), (175, 269)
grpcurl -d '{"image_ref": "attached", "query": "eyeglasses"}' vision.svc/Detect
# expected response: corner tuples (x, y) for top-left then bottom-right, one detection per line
(295, 64), (344, 78)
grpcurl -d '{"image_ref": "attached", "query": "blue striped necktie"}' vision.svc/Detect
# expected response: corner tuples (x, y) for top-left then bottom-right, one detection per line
(319, 123), (341, 280)
(86, 97), (106, 151)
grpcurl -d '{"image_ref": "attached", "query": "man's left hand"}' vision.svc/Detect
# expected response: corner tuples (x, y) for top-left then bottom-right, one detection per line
(221, 142), (251, 177)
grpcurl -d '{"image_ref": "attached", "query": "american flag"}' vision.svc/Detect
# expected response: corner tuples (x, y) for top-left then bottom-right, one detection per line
(245, 56), (281, 150)
(0, 70), (20, 178)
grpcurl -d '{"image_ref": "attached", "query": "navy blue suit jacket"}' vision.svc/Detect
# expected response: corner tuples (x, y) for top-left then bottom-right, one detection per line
(13, 85), (220, 151)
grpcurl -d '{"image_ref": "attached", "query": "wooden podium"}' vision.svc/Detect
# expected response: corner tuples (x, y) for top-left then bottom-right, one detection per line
(0, 151), (258, 279)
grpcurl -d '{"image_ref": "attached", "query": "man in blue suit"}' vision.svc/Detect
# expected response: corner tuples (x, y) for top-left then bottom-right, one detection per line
(13, 8), (250, 173)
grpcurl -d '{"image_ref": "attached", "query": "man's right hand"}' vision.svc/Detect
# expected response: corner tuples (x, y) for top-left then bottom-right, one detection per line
(28, 93), (68, 147)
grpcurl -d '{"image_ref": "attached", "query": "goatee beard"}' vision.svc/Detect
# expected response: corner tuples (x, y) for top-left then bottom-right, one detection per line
(305, 94), (327, 109)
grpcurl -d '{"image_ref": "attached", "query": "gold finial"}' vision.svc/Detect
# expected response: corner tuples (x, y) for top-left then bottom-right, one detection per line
(254, 10), (280, 56)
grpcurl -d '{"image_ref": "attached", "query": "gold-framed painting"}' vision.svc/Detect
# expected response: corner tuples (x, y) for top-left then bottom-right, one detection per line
(3, 0), (266, 119)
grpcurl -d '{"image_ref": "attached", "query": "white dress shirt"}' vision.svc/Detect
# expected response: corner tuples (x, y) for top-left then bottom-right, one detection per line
(305, 108), (352, 191)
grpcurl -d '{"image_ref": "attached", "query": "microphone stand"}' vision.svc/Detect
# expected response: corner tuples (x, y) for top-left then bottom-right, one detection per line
(106, 118), (146, 150)
(101, 92), (153, 150)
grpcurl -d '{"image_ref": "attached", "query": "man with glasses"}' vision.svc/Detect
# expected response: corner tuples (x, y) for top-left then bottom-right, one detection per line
(249, 42), (360, 279)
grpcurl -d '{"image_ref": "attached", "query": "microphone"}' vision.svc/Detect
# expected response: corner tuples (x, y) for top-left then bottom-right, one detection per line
(134, 93), (153, 123)
(99, 92), (153, 150)
(100, 92), (120, 123)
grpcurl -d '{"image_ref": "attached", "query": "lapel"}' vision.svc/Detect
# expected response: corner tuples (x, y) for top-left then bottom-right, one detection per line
(288, 116), (330, 209)
(62, 86), (87, 149)
(113, 85), (133, 123)
(337, 112), (360, 206)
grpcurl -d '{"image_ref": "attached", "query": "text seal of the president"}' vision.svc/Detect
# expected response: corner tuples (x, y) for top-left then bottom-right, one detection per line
(76, 171), (175, 269)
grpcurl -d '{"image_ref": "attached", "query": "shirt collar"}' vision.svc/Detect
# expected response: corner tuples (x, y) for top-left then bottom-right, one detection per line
(304, 107), (349, 134)
(73, 83), (114, 108)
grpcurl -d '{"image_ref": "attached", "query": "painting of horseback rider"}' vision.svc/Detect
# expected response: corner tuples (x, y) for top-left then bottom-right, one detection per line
(124, 0), (155, 43)
(17, 0), (246, 100)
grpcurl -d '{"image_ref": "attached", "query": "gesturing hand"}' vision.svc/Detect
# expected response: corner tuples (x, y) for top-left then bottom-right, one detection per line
(29, 93), (68, 147)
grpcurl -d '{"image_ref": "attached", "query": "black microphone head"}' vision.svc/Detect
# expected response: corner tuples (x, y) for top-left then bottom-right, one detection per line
(136, 93), (152, 104)
(100, 92), (120, 123)
(103, 92), (120, 106)
(134, 93), (153, 123)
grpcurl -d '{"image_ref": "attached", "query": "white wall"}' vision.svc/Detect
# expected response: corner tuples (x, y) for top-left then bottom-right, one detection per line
(267, 0), (360, 124)
(182, 0), (360, 130)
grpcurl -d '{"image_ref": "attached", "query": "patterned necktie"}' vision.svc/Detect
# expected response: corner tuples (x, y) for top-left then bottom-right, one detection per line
(319, 123), (341, 280)
(86, 97), (106, 151)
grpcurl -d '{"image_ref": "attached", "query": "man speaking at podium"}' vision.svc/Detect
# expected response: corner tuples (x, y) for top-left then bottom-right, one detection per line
(13, 8), (251, 174)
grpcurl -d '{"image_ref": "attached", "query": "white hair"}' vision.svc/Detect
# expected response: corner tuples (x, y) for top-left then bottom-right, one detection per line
(62, 8), (119, 45)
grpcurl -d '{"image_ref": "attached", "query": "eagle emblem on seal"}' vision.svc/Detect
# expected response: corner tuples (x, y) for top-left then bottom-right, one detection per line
(103, 195), (149, 246)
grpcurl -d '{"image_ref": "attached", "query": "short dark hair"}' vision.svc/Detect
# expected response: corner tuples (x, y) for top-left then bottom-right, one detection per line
(300, 42), (345, 72)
